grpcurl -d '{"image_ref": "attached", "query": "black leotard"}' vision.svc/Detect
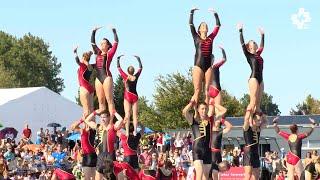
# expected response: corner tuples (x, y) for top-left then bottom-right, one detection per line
(243, 126), (261, 168)
(190, 10), (220, 73)
(191, 117), (212, 164)
(211, 48), (226, 91)
(305, 162), (319, 180)
(239, 29), (264, 84)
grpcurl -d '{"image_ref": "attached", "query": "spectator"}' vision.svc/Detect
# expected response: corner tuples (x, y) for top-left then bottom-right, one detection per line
(232, 148), (240, 167)
(3, 146), (15, 162)
(22, 124), (32, 143)
(303, 151), (312, 167)
(271, 151), (282, 180)
(140, 146), (152, 167)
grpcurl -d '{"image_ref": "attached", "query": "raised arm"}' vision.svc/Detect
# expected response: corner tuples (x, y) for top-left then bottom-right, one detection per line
(272, 117), (281, 134)
(222, 119), (232, 134)
(117, 55), (128, 79)
(189, 8), (199, 39)
(134, 55), (143, 77)
(83, 111), (99, 129)
(182, 100), (196, 125)
(258, 28), (264, 49)
(213, 46), (227, 68)
(73, 46), (80, 65)
(91, 26), (102, 54)
(107, 27), (119, 60)
(208, 8), (221, 39)
(237, 23), (248, 55)
(112, 28), (119, 43)
(303, 118), (316, 137)
(114, 112), (125, 131)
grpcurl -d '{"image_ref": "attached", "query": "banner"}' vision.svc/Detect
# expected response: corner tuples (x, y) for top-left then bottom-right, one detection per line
(220, 167), (244, 180)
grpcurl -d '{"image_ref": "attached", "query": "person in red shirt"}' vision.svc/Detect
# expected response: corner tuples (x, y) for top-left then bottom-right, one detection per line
(157, 160), (177, 180)
(22, 124), (32, 144)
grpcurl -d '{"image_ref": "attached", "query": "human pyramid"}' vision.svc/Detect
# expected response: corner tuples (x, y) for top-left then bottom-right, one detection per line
(51, 7), (318, 180)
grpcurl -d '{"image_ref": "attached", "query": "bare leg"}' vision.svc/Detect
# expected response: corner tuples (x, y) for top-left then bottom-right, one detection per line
(247, 78), (259, 126)
(295, 160), (304, 180)
(192, 66), (204, 104)
(124, 99), (132, 133)
(204, 68), (213, 104)
(79, 87), (93, 118)
(95, 79), (106, 113)
(244, 166), (253, 180)
(103, 77), (115, 122)
(256, 81), (264, 113)
(202, 164), (211, 180)
(214, 92), (227, 119)
(287, 163), (295, 180)
(193, 160), (204, 180)
(132, 101), (139, 135)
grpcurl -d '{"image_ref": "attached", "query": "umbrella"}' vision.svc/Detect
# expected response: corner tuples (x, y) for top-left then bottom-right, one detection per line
(47, 123), (61, 128)
(144, 127), (154, 134)
(0, 127), (18, 139)
(23, 144), (41, 152)
(67, 133), (80, 141)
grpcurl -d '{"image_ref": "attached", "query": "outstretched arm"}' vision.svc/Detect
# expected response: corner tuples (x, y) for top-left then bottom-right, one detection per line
(134, 55), (143, 77)
(117, 55), (127, 79)
(208, 8), (221, 39)
(189, 8), (199, 39)
(83, 111), (98, 129)
(182, 100), (196, 125)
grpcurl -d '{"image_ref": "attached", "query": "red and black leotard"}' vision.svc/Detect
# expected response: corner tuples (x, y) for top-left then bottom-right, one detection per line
(189, 10), (220, 73)
(75, 56), (94, 94)
(239, 29), (264, 84)
(91, 29), (118, 83)
(117, 56), (142, 104)
(208, 48), (226, 98)
(81, 128), (97, 167)
(278, 131), (307, 165)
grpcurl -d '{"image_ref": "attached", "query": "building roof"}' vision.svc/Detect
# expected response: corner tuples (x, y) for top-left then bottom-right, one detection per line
(227, 114), (320, 126)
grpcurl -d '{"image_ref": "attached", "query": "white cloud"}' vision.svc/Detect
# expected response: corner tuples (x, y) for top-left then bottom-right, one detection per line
(291, 8), (311, 30)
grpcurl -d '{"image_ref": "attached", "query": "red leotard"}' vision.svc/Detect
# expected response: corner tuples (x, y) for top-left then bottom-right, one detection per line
(81, 129), (96, 154)
(77, 62), (94, 94)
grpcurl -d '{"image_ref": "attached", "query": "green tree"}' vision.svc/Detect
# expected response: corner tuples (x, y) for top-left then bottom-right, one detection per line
(138, 96), (162, 131)
(153, 72), (194, 129)
(290, 95), (320, 115)
(239, 92), (281, 116)
(0, 31), (64, 93)
(113, 75), (125, 117)
(221, 90), (243, 117)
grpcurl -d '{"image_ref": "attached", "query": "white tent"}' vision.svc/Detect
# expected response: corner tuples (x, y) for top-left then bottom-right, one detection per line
(0, 87), (82, 140)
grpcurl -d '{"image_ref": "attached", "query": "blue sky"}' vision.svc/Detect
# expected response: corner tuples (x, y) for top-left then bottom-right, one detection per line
(0, 0), (319, 115)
